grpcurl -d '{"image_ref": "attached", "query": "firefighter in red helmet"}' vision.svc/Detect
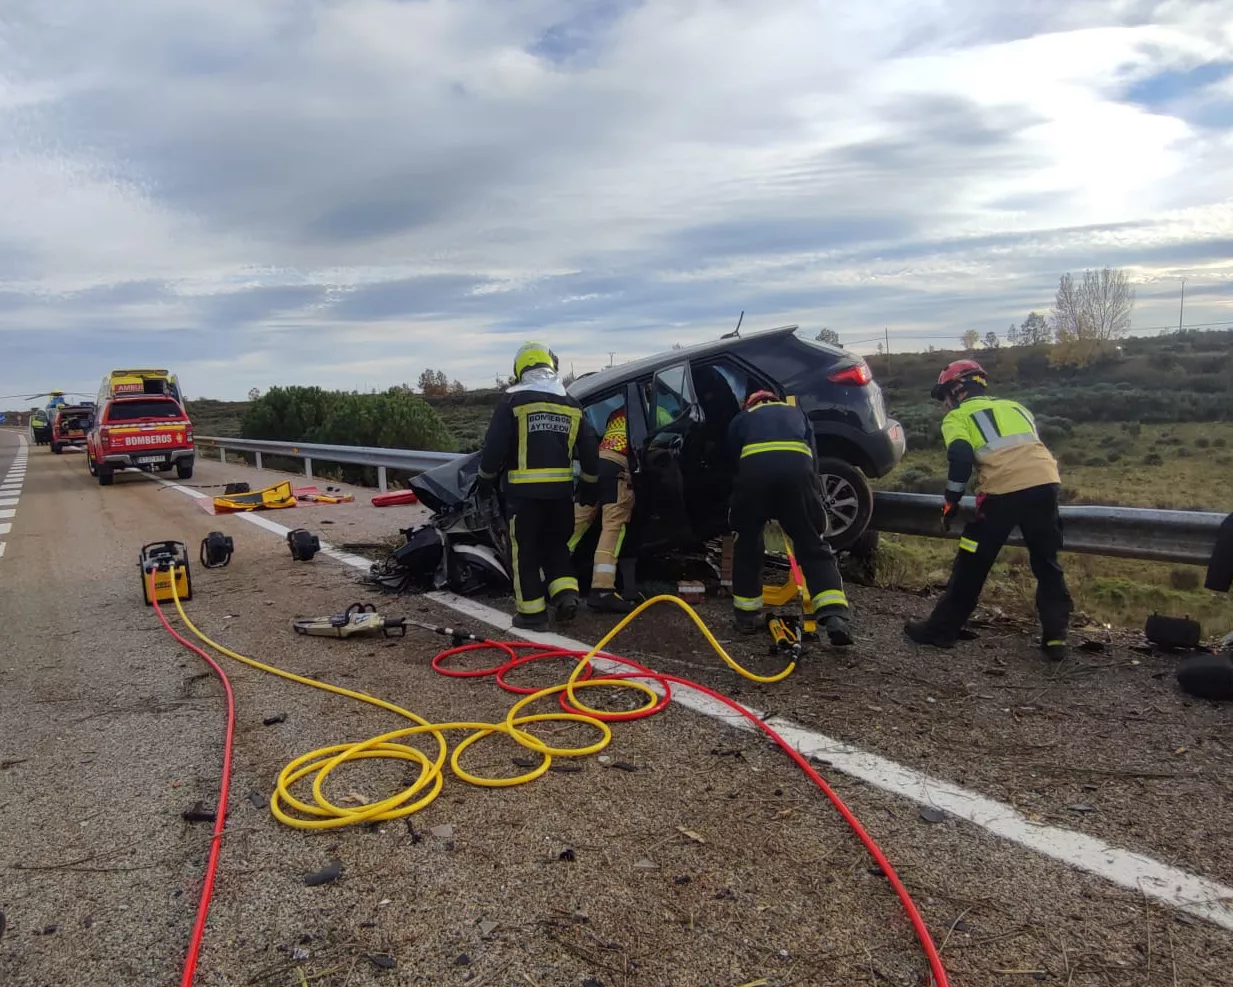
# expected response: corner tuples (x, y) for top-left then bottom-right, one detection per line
(726, 389), (854, 645)
(905, 360), (1073, 659)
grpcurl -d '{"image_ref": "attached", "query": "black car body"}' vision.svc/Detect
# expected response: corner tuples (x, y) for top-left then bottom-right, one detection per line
(411, 325), (905, 569)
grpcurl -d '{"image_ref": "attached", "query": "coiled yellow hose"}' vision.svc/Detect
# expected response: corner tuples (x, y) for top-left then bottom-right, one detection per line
(167, 571), (794, 831)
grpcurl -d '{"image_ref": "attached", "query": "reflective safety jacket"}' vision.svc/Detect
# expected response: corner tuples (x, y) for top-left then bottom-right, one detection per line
(479, 382), (600, 499)
(942, 395), (1060, 500)
(727, 400), (818, 474)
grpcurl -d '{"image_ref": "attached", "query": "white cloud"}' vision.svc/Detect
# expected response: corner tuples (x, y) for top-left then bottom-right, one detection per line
(1, 0), (1231, 400)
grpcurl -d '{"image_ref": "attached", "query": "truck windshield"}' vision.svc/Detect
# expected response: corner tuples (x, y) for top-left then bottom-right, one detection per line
(105, 400), (185, 422)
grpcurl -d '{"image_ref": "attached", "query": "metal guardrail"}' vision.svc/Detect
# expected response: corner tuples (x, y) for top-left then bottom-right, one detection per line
(195, 436), (461, 493)
(873, 491), (1226, 568)
(196, 436), (1227, 568)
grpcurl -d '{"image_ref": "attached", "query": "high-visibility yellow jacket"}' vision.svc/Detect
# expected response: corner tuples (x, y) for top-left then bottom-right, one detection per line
(942, 395), (1060, 500)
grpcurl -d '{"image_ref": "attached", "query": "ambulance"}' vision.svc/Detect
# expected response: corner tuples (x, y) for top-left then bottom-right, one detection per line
(98, 369), (183, 407)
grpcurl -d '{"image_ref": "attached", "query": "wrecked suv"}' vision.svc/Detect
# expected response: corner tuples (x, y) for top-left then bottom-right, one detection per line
(410, 325), (905, 580)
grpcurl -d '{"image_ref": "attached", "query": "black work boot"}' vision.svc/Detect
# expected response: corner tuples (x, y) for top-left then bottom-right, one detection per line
(733, 609), (761, 635)
(552, 590), (579, 624)
(823, 615), (854, 647)
(513, 611), (549, 631)
(588, 590), (634, 614)
(904, 619), (958, 649)
(1040, 637), (1068, 661)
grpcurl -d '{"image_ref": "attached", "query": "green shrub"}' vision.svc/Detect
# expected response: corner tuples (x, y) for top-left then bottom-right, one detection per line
(1195, 436), (1211, 449)
(1058, 450), (1084, 466)
(1143, 452), (1164, 466)
(1177, 446), (1193, 458)
(1213, 437), (1227, 448)
(1106, 450), (1122, 463)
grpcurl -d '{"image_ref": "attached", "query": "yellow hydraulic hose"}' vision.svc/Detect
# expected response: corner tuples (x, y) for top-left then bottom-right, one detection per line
(166, 571), (794, 831)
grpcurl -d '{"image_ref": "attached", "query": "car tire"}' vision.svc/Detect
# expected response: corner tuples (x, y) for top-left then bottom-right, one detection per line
(97, 465), (114, 486)
(814, 457), (873, 553)
(51, 442), (62, 454)
(177, 459), (194, 480)
(87, 454), (98, 477)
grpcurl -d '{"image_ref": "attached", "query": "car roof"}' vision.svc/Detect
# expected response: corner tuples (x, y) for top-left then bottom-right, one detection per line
(569, 324), (800, 400)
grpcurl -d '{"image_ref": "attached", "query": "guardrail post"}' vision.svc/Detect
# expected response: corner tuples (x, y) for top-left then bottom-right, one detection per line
(304, 457), (313, 483)
(377, 466), (388, 493)
(219, 446), (226, 464)
(255, 451), (263, 471)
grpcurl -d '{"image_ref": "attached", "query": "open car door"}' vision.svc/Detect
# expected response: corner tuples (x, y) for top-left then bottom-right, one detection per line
(631, 362), (706, 553)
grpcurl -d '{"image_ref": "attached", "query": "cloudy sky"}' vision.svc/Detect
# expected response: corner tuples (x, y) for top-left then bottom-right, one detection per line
(2, 0), (1231, 403)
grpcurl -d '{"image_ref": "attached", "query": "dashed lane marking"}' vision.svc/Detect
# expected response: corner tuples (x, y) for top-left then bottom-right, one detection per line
(0, 433), (26, 560)
(155, 475), (1233, 931)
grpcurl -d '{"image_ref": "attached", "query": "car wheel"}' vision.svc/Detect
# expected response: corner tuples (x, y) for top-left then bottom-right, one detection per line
(87, 455), (98, 477)
(98, 465), (115, 486)
(176, 458), (194, 480)
(51, 442), (62, 454)
(814, 457), (873, 552)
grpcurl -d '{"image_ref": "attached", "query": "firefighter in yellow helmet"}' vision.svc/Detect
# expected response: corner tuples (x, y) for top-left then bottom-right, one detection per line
(477, 342), (601, 630)
(569, 400), (637, 613)
(904, 360), (1073, 659)
(728, 390), (854, 645)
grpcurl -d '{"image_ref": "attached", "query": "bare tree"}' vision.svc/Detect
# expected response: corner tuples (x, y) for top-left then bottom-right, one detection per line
(1019, 311), (1051, 346)
(1006, 323), (1020, 346)
(247, 387), (261, 401)
(815, 327), (841, 347)
(1050, 268), (1135, 342)
(983, 330), (1000, 350)
(961, 329), (980, 350)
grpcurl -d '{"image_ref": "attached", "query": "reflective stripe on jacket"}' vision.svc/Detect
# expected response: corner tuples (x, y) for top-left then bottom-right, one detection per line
(941, 396), (1060, 496)
(727, 401), (817, 469)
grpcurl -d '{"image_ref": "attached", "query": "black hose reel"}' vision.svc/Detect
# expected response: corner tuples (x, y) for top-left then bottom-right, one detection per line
(287, 528), (320, 562)
(200, 531), (235, 569)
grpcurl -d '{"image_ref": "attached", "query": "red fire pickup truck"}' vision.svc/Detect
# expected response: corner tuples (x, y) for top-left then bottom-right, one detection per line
(86, 395), (195, 486)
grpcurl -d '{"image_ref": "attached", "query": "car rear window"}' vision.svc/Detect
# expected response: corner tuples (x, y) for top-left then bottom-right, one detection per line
(105, 399), (185, 422)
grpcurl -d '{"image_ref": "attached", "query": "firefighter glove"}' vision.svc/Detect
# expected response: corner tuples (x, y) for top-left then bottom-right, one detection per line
(475, 474), (496, 498)
(940, 500), (958, 533)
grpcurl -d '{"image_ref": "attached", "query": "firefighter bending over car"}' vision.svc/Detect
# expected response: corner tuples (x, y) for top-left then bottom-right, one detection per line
(727, 390), (854, 646)
(569, 401), (637, 614)
(477, 342), (600, 631)
(904, 360), (1073, 660)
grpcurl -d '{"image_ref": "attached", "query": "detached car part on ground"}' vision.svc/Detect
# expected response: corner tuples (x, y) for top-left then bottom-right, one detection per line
(397, 326), (906, 598)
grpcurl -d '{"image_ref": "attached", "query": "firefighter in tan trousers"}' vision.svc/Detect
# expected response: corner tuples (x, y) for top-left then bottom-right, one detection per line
(570, 402), (637, 613)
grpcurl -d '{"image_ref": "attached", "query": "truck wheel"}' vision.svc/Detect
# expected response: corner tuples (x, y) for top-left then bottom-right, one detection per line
(51, 442), (62, 454)
(87, 454), (98, 477)
(97, 465), (115, 486)
(177, 458), (194, 480)
(814, 457), (874, 553)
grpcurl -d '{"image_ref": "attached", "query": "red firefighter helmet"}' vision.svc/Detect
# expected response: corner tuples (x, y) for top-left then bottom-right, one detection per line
(744, 389), (779, 410)
(931, 360), (987, 401)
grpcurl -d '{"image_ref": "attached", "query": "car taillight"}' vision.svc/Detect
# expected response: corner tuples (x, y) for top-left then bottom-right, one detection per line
(828, 362), (872, 386)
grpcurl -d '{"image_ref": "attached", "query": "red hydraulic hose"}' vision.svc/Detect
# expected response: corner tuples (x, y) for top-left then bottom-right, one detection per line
(437, 642), (951, 987)
(149, 591), (237, 987)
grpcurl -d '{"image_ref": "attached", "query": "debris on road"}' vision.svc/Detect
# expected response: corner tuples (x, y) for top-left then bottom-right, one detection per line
(302, 859), (343, 887)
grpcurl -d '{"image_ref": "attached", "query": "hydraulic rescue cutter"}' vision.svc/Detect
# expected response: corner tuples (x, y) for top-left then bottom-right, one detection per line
(292, 602), (487, 645)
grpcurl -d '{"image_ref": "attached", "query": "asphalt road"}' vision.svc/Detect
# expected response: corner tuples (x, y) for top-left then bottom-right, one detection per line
(1, 447), (1231, 986)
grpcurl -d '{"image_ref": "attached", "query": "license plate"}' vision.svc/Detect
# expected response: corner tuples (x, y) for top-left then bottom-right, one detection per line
(136, 455), (167, 464)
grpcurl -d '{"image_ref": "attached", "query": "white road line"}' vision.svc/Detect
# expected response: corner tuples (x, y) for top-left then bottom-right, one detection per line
(0, 498), (19, 507)
(157, 476), (1233, 931)
(0, 543), (5, 558)
(0, 523), (10, 535)
(0, 509), (15, 520)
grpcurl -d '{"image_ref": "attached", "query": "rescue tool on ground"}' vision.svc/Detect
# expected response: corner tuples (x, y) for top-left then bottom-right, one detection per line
(475, 341), (600, 631)
(139, 541), (193, 606)
(291, 602), (486, 644)
(906, 359), (1074, 660)
(727, 389), (854, 646)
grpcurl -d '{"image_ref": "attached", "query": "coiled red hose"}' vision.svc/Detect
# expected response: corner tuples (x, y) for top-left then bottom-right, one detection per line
(436, 641), (951, 987)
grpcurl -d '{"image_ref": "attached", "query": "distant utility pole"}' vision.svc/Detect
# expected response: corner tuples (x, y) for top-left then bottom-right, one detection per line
(1178, 277), (1186, 333)
(884, 327), (891, 372)
(607, 352), (615, 368)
